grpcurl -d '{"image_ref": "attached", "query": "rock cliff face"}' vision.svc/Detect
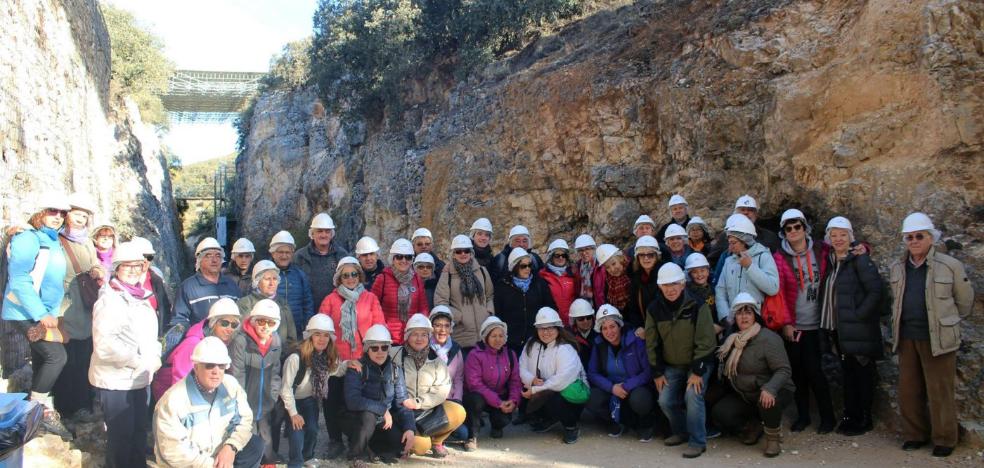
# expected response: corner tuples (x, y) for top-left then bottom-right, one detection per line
(0, 0), (186, 284)
(236, 0), (982, 439)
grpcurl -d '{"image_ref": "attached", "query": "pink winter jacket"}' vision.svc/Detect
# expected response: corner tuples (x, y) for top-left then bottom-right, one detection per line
(151, 320), (206, 401)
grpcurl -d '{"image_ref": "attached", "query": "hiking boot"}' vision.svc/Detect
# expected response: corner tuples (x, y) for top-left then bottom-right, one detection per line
(816, 419), (835, 434)
(663, 434), (686, 446)
(563, 426), (579, 444)
(682, 445), (705, 458)
(901, 440), (926, 451)
(463, 437), (477, 452)
(741, 422), (764, 445)
(763, 426), (782, 458)
(932, 446), (954, 457)
(40, 409), (72, 439)
(430, 444), (449, 458)
(607, 423), (625, 438)
(325, 441), (347, 459)
(790, 418), (810, 432)
(490, 428), (504, 439)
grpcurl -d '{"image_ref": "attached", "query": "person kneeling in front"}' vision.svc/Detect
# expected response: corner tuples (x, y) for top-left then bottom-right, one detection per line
(153, 336), (264, 468)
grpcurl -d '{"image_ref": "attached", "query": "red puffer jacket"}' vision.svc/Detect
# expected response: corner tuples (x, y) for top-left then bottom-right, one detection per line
(371, 267), (429, 344)
(539, 267), (578, 325)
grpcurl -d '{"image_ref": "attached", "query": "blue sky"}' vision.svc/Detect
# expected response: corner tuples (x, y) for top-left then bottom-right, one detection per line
(103, 0), (319, 164)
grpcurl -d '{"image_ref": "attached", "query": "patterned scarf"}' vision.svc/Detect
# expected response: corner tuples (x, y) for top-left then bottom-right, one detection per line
(338, 284), (365, 350)
(606, 274), (631, 310)
(718, 322), (761, 380)
(310, 350), (331, 399)
(512, 275), (532, 293)
(431, 338), (453, 364)
(109, 278), (151, 301)
(393, 268), (415, 322)
(405, 346), (429, 369)
(820, 254), (843, 331)
(453, 259), (484, 302)
(578, 260), (594, 299)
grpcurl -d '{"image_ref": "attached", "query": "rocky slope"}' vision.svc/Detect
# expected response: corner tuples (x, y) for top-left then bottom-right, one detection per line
(0, 0), (186, 284)
(236, 0), (982, 442)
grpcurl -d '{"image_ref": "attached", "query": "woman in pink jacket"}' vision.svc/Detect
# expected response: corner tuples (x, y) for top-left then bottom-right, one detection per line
(462, 316), (522, 451)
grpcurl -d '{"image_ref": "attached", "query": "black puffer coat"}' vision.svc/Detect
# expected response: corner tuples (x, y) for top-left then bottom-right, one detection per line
(819, 251), (884, 357)
(493, 275), (557, 351)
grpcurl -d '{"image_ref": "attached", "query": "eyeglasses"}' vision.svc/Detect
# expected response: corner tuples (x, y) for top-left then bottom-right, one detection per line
(516, 263), (532, 270)
(415, 264), (434, 270)
(637, 252), (657, 259)
(117, 262), (144, 271)
(784, 224), (804, 233)
(368, 345), (390, 352)
(340, 271), (361, 279)
(904, 233), (926, 242)
(45, 208), (68, 217)
(393, 254), (413, 262)
(575, 316), (593, 322)
(432, 322), (451, 329)
(203, 363), (229, 370)
(217, 319), (240, 329)
(253, 318), (277, 327)
(453, 249), (471, 255)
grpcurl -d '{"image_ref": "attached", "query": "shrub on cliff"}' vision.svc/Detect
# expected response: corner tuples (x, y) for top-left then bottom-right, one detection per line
(102, 5), (174, 127)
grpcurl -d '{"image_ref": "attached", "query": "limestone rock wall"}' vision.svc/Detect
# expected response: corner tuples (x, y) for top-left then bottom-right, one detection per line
(0, 0), (186, 285)
(235, 0), (982, 438)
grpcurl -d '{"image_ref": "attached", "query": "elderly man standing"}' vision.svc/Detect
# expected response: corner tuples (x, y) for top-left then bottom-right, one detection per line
(295, 213), (349, 311)
(153, 336), (264, 468)
(657, 194), (692, 240)
(890, 213), (974, 458)
(170, 237), (241, 329)
(270, 231), (314, 337)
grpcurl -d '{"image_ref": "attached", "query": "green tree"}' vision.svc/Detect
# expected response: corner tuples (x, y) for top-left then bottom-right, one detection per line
(264, 38), (314, 90)
(102, 4), (174, 126)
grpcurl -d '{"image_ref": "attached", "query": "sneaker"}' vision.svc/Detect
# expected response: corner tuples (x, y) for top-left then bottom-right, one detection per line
(531, 419), (559, 433)
(682, 445), (706, 458)
(607, 423), (625, 438)
(431, 444), (449, 458)
(490, 428), (504, 439)
(663, 434), (686, 447)
(637, 427), (654, 443)
(563, 426), (580, 444)
(463, 437), (477, 452)
(706, 426), (722, 439)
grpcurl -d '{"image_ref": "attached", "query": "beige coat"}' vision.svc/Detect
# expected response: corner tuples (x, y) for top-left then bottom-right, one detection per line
(389, 346), (451, 411)
(433, 258), (494, 347)
(889, 247), (974, 356)
(59, 234), (100, 338)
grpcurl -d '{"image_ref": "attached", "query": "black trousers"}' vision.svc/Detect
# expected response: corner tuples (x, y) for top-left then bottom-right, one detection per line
(322, 376), (346, 442)
(342, 410), (405, 460)
(528, 391), (585, 428)
(462, 391), (512, 437)
(711, 389), (793, 431)
(841, 354), (876, 421)
(97, 386), (149, 468)
(587, 386), (655, 429)
(53, 337), (94, 416)
(785, 329), (834, 423)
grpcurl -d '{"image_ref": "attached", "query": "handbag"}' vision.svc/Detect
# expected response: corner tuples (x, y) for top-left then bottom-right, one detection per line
(761, 292), (789, 332)
(560, 379), (590, 404)
(59, 237), (101, 311)
(414, 404), (449, 436)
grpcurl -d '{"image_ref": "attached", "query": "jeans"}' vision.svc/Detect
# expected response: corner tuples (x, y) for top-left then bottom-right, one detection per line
(286, 397), (320, 468)
(235, 434), (266, 468)
(97, 386), (150, 468)
(658, 365), (711, 448)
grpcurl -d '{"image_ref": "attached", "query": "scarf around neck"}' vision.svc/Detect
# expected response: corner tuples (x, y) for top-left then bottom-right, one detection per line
(338, 285), (364, 350)
(60, 227), (89, 244)
(430, 338), (453, 364)
(820, 253), (843, 331)
(546, 263), (567, 276)
(110, 277), (151, 301)
(718, 322), (761, 380)
(606, 274), (631, 310)
(405, 346), (429, 369)
(310, 350), (331, 399)
(453, 259), (484, 302)
(578, 260), (594, 298)
(392, 267), (415, 322)
(243, 319), (273, 356)
(512, 275), (532, 293)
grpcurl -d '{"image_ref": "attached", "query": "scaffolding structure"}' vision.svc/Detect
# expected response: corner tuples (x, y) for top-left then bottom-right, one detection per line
(162, 70), (264, 123)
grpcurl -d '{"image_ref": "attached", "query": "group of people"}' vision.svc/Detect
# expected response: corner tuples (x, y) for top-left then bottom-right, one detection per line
(0, 190), (973, 467)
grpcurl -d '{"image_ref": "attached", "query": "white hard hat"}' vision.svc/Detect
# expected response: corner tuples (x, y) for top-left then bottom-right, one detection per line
(507, 247), (531, 271)
(191, 336), (231, 365)
(389, 238), (414, 260)
(413, 252), (434, 265)
(534, 307), (563, 328)
(687, 216), (708, 229)
(508, 225), (531, 239)
(251, 260), (279, 283)
(574, 234), (596, 250)
(568, 299), (595, 325)
(470, 218), (493, 233)
(730, 292), (761, 314)
(595, 244), (621, 265)
(231, 238), (256, 254)
(779, 208), (806, 227)
(634, 235), (660, 254)
(269, 231), (296, 250)
(363, 324), (392, 345)
(310, 213), (336, 230)
(684, 253), (710, 271)
(429, 305), (454, 328)
(735, 194), (758, 210)
(657, 262), (687, 285)
(594, 304), (624, 333)
(67, 192), (97, 214)
(195, 237), (223, 256)
(725, 214), (757, 237)
(207, 298), (241, 321)
(35, 191), (71, 212)
(130, 236), (155, 256)
(450, 234), (473, 251)
(404, 313), (433, 339)
(479, 316), (507, 341)
(826, 216), (853, 233)
(355, 236), (380, 255)
(111, 242), (144, 268)
(663, 224), (687, 240)
(901, 212), (936, 234)
(633, 215), (656, 230)
(335, 256), (360, 272)
(305, 314), (335, 339)
(668, 194), (688, 207)
(411, 228), (433, 241)
(547, 239), (570, 254)
(249, 299), (281, 328)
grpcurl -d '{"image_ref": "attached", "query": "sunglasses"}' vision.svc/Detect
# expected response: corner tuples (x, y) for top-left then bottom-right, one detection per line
(637, 252), (657, 259)
(903, 233), (927, 242)
(551, 253), (568, 259)
(143, 254), (155, 261)
(516, 263), (532, 270)
(254, 318), (277, 327)
(217, 319), (240, 329)
(784, 224), (804, 233)
(368, 345), (390, 352)
(340, 271), (361, 279)
(117, 262), (144, 271)
(575, 316), (593, 322)
(393, 254), (413, 262)
(203, 363), (228, 370)
(45, 208), (68, 217)
(415, 264), (434, 269)
(453, 249), (472, 255)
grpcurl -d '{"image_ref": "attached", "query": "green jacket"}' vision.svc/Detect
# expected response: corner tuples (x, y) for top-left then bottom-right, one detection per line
(645, 290), (716, 377)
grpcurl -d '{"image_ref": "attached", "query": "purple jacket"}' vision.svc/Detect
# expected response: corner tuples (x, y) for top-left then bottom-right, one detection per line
(587, 329), (652, 393)
(464, 342), (522, 407)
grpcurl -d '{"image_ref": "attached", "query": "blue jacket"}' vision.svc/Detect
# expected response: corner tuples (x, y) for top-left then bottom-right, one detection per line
(587, 328), (652, 393)
(344, 355), (415, 433)
(169, 272), (241, 327)
(714, 242), (779, 323)
(2, 228), (67, 321)
(276, 265), (313, 337)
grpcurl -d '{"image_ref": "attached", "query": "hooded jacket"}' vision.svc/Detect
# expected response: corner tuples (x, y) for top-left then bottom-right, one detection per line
(587, 328), (651, 394)
(294, 241), (348, 312)
(464, 342), (522, 408)
(89, 284), (162, 390)
(714, 242), (780, 324)
(493, 275), (557, 351)
(371, 267), (429, 345)
(434, 258), (495, 348)
(229, 323), (282, 421)
(2, 228), (67, 322)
